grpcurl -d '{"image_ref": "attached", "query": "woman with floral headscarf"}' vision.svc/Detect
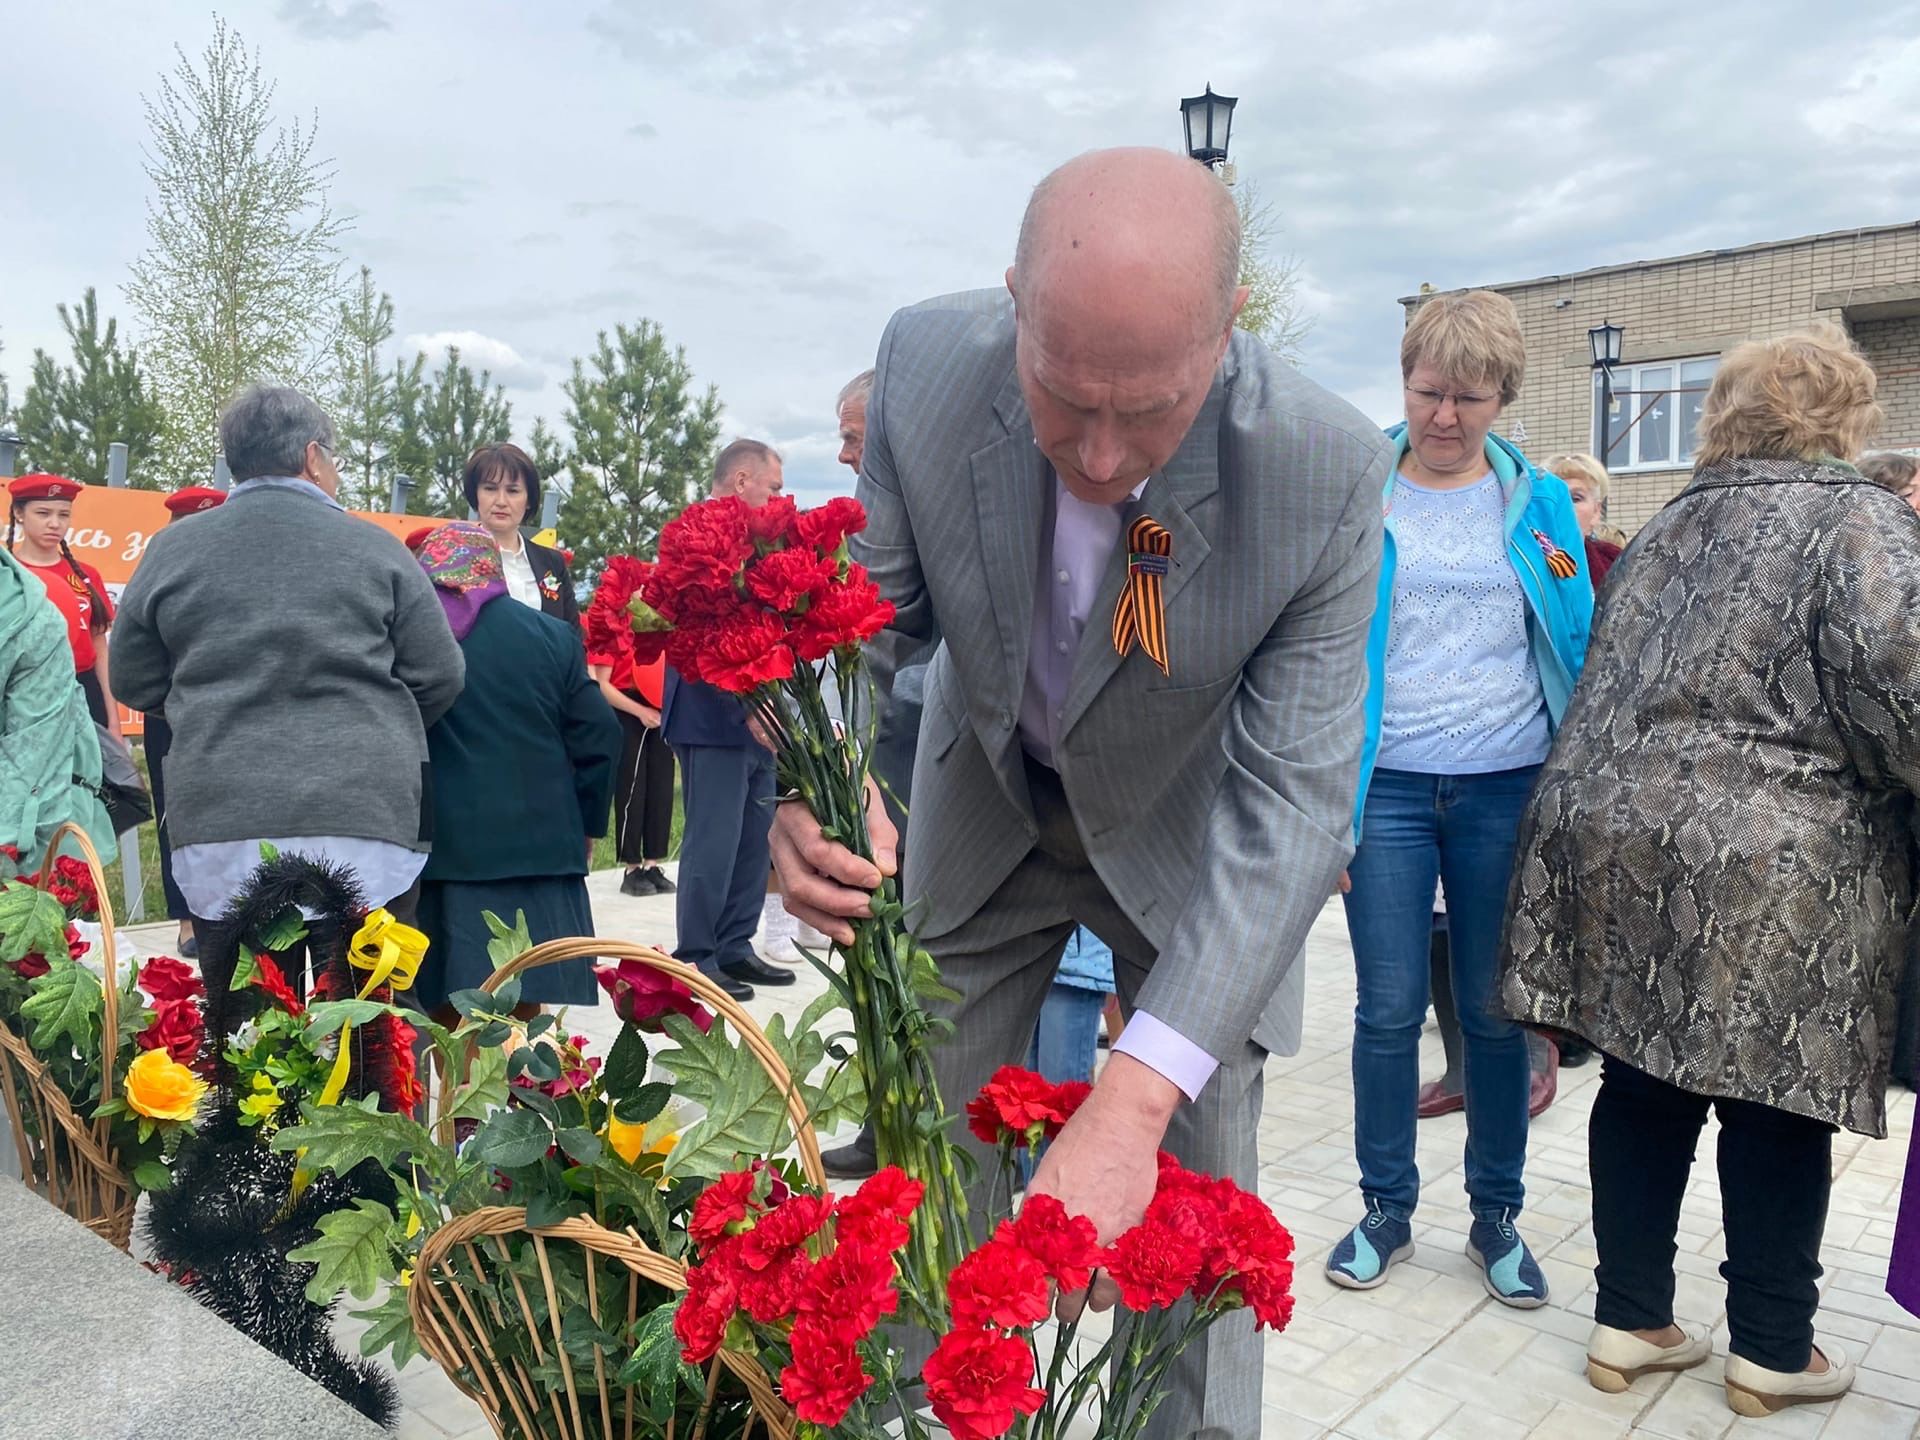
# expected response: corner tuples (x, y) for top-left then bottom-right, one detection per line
(407, 523), (621, 1020)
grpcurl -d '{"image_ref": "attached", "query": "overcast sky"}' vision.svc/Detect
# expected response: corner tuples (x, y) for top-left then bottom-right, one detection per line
(6, 0), (1920, 509)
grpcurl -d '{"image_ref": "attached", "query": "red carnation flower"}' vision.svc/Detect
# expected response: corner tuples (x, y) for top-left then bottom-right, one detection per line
(593, 958), (716, 1035)
(746, 495), (799, 547)
(836, 1165), (924, 1253)
(138, 955), (206, 1004)
(780, 1320), (873, 1425)
(136, 997), (205, 1066)
(744, 545), (839, 614)
(965, 1065), (1074, 1148)
(793, 496), (867, 554)
(690, 1170), (759, 1253)
(695, 611), (796, 694)
(372, 1012), (425, 1114)
(997, 1194), (1105, 1293)
(674, 1254), (740, 1363)
(948, 1237), (1052, 1331)
(653, 497), (755, 597)
(924, 1328), (1047, 1440)
(791, 565), (893, 663)
(1105, 1221), (1205, 1313)
(794, 1238), (900, 1342)
(251, 952), (304, 1017)
(585, 556), (653, 666)
(1047, 1080), (1092, 1134)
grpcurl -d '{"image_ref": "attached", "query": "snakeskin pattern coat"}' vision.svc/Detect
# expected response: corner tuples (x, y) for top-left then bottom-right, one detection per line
(1499, 457), (1920, 1136)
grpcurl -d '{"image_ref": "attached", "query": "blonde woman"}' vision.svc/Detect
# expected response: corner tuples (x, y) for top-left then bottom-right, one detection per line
(1502, 324), (1909, 1415)
(1543, 452), (1625, 583)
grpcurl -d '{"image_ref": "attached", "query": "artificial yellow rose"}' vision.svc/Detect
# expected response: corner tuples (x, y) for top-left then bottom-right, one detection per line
(125, 1049), (208, 1123)
(606, 1112), (678, 1166)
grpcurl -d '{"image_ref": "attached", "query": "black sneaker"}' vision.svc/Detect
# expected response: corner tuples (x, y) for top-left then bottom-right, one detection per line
(619, 867), (651, 897)
(641, 866), (676, 895)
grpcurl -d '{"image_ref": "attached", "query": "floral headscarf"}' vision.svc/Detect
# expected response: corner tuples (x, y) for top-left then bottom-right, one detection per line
(415, 521), (506, 641)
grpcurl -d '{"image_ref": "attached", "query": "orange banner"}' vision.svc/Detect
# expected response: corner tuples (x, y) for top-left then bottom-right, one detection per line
(54, 487), (427, 736)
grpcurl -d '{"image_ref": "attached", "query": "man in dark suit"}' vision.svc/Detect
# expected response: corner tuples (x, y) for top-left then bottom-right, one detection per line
(663, 439), (797, 1001)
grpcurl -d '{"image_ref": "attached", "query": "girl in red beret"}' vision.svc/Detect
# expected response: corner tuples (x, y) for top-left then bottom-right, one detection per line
(6, 473), (121, 738)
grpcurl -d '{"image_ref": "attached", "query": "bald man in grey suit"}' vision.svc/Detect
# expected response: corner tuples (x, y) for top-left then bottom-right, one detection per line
(776, 148), (1391, 1439)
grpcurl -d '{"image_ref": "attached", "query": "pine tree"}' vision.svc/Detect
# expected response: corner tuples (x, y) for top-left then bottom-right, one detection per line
(15, 289), (166, 486)
(1234, 182), (1312, 365)
(560, 320), (722, 578)
(527, 416), (569, 529)
(329, 265), (396, 511)
(393, 345), (512, 516)
(126, 17), (345, 484)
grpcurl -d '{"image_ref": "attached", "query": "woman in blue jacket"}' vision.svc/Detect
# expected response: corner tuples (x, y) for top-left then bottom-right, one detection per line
(1327, 290), (1591, 1308)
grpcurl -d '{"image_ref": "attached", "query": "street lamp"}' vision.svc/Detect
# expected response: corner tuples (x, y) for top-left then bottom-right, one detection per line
(0, 427), (21, 479)
(1179, 84), (1237, 172)
(1589, 320), (1625, 467)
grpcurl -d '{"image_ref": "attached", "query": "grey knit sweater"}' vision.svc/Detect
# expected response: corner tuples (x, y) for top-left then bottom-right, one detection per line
(112, 482), (465, 851)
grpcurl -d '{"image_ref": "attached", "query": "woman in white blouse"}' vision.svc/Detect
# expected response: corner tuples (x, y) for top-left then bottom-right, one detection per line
(463, 443), (579, 626)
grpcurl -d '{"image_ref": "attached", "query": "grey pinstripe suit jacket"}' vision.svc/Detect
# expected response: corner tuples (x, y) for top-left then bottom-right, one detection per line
(853, 290), (1390, 1064)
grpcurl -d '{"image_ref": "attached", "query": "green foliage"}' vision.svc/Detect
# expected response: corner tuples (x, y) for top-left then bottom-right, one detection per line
(329, 264), (398, 511)
(0, 884), (69, 966)
(463, 1107), (553, 1169)
(20, 957), (103, 1058)
(126, 16), (346, 483)
(442, 1041), (508, 1122)
(287, 1198), (398, 1304)
(257, 906), (307, 953)
(600, 1022), (649, 1099)
(559, 319), (723, 576)
(268, 1097), (450, 1186)
(14, 289), (165, 486)
(483, 909), (533, 972)
(393, 344), (512, 516)
(352, 1285), (422, 1369)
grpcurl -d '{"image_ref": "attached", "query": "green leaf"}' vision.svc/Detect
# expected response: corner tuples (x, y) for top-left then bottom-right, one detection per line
(0, 884), (68, 966)
(257, 905), (307, 953)
(601, 1022), (649, 1099)
(556, 1127), (604, 1166)
(258, 841), (280, 863)
(447, 988), (494, 1021)
(299, 999), (390, 1046)
(656, 1012), (796, 1180)
(443, 1043), (508, 1122)
(612, 1082), (671, 1127)
(20, 957), (103, 1057)
(464, 1108), (553, 1169)
(132, 1160), (173, 1192)
(523, 1187), (575, 1230)
(228, 948), (259, 991)
(287, 1198), (397, 1304)
(268, 1099), (450, 1186)
(353, 1286), (422, 1369)
(482, 909), (534, 973)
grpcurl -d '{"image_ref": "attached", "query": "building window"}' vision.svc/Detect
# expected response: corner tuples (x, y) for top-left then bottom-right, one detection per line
(1592, 356), (1719, 471)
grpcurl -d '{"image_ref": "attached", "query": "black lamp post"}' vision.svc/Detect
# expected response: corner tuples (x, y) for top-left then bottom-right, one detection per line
(1179, 84), (1237, 171)
(1589, 320), (1624, 466)
(0, 427), (20, 479)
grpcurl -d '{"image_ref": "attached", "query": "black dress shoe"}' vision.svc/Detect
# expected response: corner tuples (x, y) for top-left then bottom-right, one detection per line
(619, 868), (651, 897)
(821, 1130), (878, 1179)
(178, 932), (199, 960)
(705, 970), (754, 1001)
(642, 866), (677, 894)
(720, 952), (795, 987)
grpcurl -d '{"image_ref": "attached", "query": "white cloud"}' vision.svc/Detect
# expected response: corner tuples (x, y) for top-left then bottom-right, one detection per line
(276, 0), (390, 41)
(403, 331), (547, 392)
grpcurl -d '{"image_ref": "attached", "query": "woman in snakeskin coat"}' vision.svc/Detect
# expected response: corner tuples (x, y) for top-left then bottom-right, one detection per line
(1499, 325), (1912, 1418)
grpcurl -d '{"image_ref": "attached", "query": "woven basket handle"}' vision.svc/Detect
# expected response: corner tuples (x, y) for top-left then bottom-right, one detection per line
(35, 822), (120, 1107)
(459, 938), (827, 1188)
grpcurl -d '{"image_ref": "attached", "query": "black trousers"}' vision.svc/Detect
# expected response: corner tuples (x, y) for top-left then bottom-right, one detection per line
(1590, 1054), (1834, 1372)
(143, 713), (193, 921)
(612, 697), (676, 865)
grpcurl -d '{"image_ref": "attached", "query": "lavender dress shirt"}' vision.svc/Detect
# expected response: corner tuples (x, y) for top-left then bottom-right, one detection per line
(1018, 473), (1220, 1101)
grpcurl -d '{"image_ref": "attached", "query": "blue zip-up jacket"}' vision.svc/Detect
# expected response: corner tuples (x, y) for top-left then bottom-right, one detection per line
(1351, 427), (1593, 838)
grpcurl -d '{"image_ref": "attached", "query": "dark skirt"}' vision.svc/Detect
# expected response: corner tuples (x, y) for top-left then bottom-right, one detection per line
(413, 875), (598, 1010)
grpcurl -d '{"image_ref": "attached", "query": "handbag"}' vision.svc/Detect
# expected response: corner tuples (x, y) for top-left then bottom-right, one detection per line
(92, 725), (153, 833)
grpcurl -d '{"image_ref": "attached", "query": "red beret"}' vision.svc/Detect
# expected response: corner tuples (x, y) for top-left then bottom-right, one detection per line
(163, 486), (227, 516)
(8, 473), (83, 504)
(404, 525), (437, 552)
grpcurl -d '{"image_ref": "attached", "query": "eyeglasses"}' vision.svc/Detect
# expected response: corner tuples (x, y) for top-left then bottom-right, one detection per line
(1404, 385), (1499, 413)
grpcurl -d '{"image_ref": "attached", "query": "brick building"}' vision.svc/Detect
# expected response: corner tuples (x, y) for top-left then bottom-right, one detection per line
(1401, 222), (1920, 534)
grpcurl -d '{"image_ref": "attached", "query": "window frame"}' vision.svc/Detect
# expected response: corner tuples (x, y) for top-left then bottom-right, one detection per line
(1592, 354), (1720, 473)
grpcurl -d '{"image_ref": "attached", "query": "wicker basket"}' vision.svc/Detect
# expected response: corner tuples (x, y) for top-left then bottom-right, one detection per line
(0, 822), (136, 1249)
(409, 939), (826, 1440)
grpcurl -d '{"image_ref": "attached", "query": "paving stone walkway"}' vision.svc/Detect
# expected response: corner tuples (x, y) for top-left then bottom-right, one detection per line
(118, 868), (1920, 1439)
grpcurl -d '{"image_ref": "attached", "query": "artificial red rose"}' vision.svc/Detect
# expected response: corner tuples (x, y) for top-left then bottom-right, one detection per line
(836, 1165), (924, 1252)
(136, 998), (205, 1066)
(780, 1320), (873, 1425)
(795, 1238), (900, 1342)
(924, 1328), (1046, 1440)
(593, 958), (716, 1034)
(997, 1194), (1105, 1293)
(65, 923), (86, 960)
(965, 1065), (1072, 1148)
(51, 856), (99, 918)
(690, 1170), (759, 1253)
(745, 495), (799, 547)
(791, 565), (893, 663)
(251, 952), (304, 1017)
(11, 953), (50, 980)
(674, 1255), (740, 1363)
(694, 611), (796, 694)
(1104, 1220), (1205, 1312)
(139, 955), (206, 1004)
(744, 545), (839, 614)
(792, 496), (867, 554)
(948, 1237), (1052, 1331)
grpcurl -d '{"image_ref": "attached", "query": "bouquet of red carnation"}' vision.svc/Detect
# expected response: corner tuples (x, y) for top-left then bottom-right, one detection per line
(592, 495), (969, 1308)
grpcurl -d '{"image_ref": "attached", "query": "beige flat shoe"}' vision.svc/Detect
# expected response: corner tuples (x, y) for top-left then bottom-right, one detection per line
(1585, 1323), (1712, 1393)
(1723, 1344), (1856, 1416)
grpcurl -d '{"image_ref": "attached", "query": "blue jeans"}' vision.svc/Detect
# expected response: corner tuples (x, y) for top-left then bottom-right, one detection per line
(1027, 983), (1107, 1086)
(1342, 765), (1538, 1222)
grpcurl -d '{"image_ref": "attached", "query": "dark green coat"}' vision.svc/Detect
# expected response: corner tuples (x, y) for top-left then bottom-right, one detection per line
(422, 598), (620, 883)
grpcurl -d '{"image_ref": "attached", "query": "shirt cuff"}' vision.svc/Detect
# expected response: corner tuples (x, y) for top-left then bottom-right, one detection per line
(1110, 1011), (1219, 1102)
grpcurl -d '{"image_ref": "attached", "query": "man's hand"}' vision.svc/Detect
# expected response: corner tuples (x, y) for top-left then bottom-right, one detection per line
(769, 776), (899, 943)
(1335, 869), (1351, 895)
(1026, 1053), (1183, 1319)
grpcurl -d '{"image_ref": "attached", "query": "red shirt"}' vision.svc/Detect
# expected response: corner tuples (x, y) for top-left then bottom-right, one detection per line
(20, 556), (112, 672)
